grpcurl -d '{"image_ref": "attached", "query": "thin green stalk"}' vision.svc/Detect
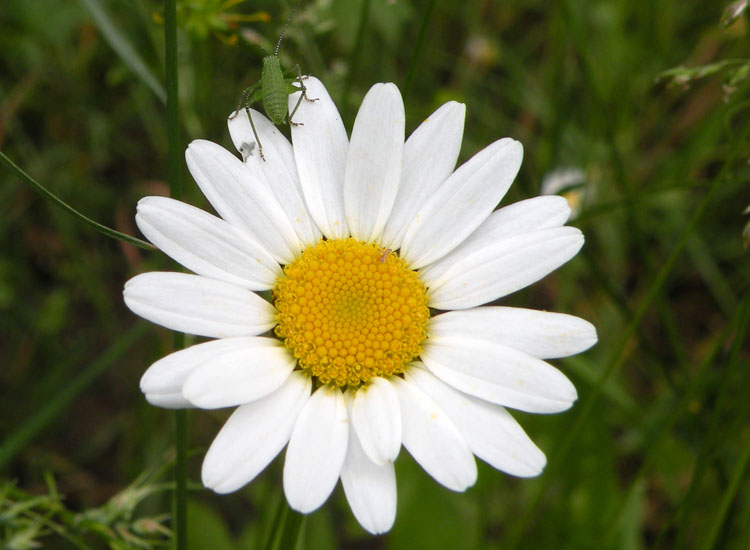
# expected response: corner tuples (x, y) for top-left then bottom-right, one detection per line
(173, 331), (187, 550)
(668, 292), (750, 548)
(563, 0), (688, 378)
(164, 0), (186, 548)
(268, 500), (305, 550)
(403, 0), (438, 102)
(174, 407), (188, 550)
(0, 323), (149, 469)
(700, 439), (750, 550)
(580, 250), (677, 387)
(261, 492), (286, 550)
(0, 151), (154, 250)
(341, 0), (371, 120)
(77, 0), (166, 103)
(505, 100), (750, 548)
(165, 0), (181, 202)
(602, 292), (750, 543)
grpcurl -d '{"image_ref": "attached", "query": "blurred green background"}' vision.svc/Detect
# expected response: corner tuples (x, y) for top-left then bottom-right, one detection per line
(1, 0), (749, 548)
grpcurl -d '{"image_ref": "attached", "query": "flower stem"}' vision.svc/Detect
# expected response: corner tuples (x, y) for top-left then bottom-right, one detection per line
(266, 496), (305, 550)
(403, 0), (437, 102)
(0, 151), (154, 250)
(165, 0), (181, 202)
(174, 401), (188, 550)
(164, 0), (186, 548)
(341, 0), (371, 120)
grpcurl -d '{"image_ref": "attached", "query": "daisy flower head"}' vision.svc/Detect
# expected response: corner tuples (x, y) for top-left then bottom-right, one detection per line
(123, 77), (597, 535)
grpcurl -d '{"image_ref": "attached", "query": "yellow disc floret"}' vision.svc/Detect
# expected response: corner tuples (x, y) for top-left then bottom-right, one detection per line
(273, 238), (429, 388)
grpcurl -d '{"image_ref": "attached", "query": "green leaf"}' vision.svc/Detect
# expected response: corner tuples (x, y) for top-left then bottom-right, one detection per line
(185, 500), (235, 550)
(77, 0), (167, 103)
(0, 151), (154, 250)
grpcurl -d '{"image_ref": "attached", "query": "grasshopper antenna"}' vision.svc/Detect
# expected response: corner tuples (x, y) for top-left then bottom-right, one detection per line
(275, 0), (303, 55)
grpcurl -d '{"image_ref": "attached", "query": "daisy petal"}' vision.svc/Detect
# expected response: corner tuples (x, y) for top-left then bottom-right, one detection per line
(140, 337), (263, 408)
(290, 76), (349, 239)
(400, 138), (523, 269)
(344, 83), (404, 242)
(392, 376), (477, 491)
(136, 196), (280, 290)
(381, 101), (466, 249)
(202, 372), (311, 494)
(227, 109), (321, 247)
(426, 226), (584, 310)
(341, 401), (397, 535)
(123, 272), (276, 337)
(182, 338), (295, 409)
(429, 307), (598, 359)
(185, 139), (301, 264)
(284, 385), (349, 513)
(145, 393), (188, 408)
(351, 377), (402, 464)
(419, 195), (570, 283)
(406, 366), (546, 477)
(421, 336), (577, 413)
(481, 194), (571, 234)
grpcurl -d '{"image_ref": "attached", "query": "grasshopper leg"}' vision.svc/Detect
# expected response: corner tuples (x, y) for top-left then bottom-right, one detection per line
(230, 82), (261, 120)
(288, 66), (318, 126)
(292, 65), (318, 103)
(244, 107), (265, 161)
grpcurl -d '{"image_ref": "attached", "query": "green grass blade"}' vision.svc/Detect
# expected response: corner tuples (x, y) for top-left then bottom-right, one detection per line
(77, 0), (167, 103)
(164, 0), (187, 546)
(0, 151), (154, 250)
(269, 501), (305, 550)
(341, 0), (371, 120)
(668, 292), (750, 548)
(700, 434), (750, 550)
(603, 292), (750, 543)
(505, 104), (750, 548)
(0, 323), (149, 469)
(165, 0), (181, 202)
(403, 0), (438, 102)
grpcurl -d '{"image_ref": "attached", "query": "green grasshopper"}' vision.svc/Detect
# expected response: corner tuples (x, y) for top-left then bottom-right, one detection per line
(230, 2), (315, 161)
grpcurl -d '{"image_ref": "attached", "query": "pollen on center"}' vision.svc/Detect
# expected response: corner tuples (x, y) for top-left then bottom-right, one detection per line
(273, 238), (430, 388)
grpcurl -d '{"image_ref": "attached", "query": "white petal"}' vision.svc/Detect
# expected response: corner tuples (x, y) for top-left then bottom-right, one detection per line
(202, 372), (311, 494)
(421, 336), (577, 413)
(145, 393), (188, 408)
(419, 195), (570, 283)
(381, 102), (465, 249)
(427, 226), (584, 310)
(227, 109), (322, 247)
(344, 83), (404, 242)
(140, 337), (263, 408)
(289, 76), (349, 239)
(123, 272), (276, 337)
(341, 397), (397, 535)
(429, 307), (597, 359)
(392, 376), (476, 491)
(283, 385), (349, 513)
(185, 139), (302, 264)
(475, 195), (571, 237)
(136, 196), (280, 290)
(400, 138), (523, 269)
(406, 366), (546, 477)
(351, 377), (401, 464)
(182, 338), (295, 409)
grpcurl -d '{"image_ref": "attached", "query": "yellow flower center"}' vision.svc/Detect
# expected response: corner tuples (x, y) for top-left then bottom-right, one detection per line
(273, 238), (430, 388)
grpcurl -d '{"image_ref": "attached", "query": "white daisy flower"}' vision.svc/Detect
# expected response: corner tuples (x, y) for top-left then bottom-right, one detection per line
(123, 77), (597, 535)
(540, 166), (588, 220)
